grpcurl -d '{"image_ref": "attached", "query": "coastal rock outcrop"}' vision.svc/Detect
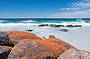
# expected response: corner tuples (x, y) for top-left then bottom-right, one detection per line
(0, 31), (43, 46)
(8, 38), (69, 59)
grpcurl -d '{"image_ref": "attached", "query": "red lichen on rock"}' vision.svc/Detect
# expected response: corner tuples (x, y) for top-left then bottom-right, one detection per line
(8, 39), (68, 59)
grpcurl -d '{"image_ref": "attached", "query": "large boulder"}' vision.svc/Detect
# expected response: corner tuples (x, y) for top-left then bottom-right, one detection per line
(3, 31), (42, 40)
(8, 39), (68, 59)
(0, 31), (42, 46)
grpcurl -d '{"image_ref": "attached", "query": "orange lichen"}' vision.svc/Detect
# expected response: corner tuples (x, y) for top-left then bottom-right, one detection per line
(1, 31), (42, 40)
(8, 39), (68, 59)
(44, 38), (75, 49)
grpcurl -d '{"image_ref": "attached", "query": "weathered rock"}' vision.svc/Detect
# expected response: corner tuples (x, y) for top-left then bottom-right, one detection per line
(8, 39), (68, 59)
(60, 29), (68, 32)
(0, 31), (43, 46)
(57, 48), (90, 59)
(0, 32), (11, 46)
(0, 46), (12, 59)
(44, 38), (75, 49)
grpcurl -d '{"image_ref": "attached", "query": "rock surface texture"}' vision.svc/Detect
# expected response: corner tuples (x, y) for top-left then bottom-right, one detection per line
(0, 31), (89, 59)
(58, 48), (90, 59)
(8, 39), (69, 59)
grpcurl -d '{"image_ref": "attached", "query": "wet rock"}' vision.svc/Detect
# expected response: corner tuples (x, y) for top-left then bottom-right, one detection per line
(39, 24), (49, 27)
(8, 39), (68, 59)
(0, 46), (12, 59)
(66, 25), (75, 27)
(60, 29), (68, 32)
(50, 24), (64, 27)
(74, 25), (82, 27)
(57, 48), (90, 59)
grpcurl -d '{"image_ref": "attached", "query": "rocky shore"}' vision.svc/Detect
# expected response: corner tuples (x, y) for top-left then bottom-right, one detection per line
(0, 31), (90, 59)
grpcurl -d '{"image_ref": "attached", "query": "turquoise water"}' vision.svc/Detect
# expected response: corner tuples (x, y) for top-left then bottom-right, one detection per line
(0, 18), (90, 24)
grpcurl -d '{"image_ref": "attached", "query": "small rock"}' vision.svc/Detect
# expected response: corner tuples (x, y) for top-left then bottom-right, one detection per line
(50, 24), (64, 27)
(60, 29), (68, 32)
(66, 25), (75, 27)
(75, 25), (82, 27)
(39, 24), (49, 27)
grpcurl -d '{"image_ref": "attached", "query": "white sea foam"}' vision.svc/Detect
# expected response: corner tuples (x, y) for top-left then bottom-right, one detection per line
(21, 20), (37, 22)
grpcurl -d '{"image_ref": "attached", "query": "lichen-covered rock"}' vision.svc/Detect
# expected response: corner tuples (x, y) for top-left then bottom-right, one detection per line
(3, 31), (42, 40)
(0, 46), (12, 59)
(44, 38), (75, 49)
(0, 31), (42, 46)
(57, 48), (90, 59)
(8, 39), (67, 59)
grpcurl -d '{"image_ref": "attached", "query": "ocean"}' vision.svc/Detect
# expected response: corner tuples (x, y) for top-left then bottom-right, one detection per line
(0, 18), (90, 24)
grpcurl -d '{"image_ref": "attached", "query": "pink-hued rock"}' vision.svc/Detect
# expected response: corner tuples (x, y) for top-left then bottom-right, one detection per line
(57, 48), (90, 59)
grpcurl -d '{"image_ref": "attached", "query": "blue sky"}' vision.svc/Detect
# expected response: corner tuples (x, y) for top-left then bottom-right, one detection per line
(0, 0), (90, 18)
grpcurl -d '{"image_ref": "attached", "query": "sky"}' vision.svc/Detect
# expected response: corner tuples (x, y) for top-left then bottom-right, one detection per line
(0, 0), (90, 18)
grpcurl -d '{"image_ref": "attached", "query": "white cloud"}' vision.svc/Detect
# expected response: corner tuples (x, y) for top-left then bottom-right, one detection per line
(60, 8), (81, 10)
(73, 0), (90, 7)
(51, 10), (90, 18)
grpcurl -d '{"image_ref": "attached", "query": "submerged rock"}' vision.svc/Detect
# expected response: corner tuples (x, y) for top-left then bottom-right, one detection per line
(8, 39), (68, 59)
(0, 46), (12, 59)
